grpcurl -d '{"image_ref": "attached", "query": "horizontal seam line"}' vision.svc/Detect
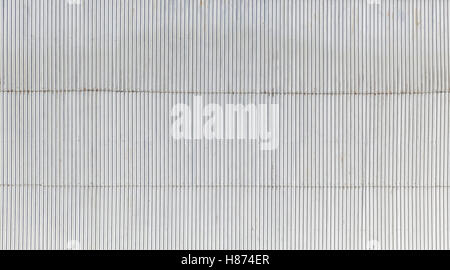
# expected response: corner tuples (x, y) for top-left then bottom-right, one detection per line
(1, 89), (450, 95)
(0, 185), (449, 188)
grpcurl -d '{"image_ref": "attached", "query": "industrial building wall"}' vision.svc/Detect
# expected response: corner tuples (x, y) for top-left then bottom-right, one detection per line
(1, 0), (449, 249)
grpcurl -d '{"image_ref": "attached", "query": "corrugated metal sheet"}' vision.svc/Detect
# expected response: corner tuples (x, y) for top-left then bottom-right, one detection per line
(1, 0), (450, 93)
(1, 0), (450, 249)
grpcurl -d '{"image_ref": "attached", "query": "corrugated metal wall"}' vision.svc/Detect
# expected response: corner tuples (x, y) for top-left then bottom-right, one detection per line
(1, 0), (449, 249)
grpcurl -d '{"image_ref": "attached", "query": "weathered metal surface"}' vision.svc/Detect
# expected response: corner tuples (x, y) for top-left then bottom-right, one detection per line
(1, 0), (450, 249)
(1, 0), (450, 93)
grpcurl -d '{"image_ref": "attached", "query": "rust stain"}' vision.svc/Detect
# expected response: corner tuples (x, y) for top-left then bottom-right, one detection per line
(340, 154), (345, 165)
(414, 8), (421, 27)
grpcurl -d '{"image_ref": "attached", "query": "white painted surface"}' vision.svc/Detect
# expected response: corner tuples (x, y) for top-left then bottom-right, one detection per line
(1, 0), (450, 249)
(1, 0), (450, 93)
